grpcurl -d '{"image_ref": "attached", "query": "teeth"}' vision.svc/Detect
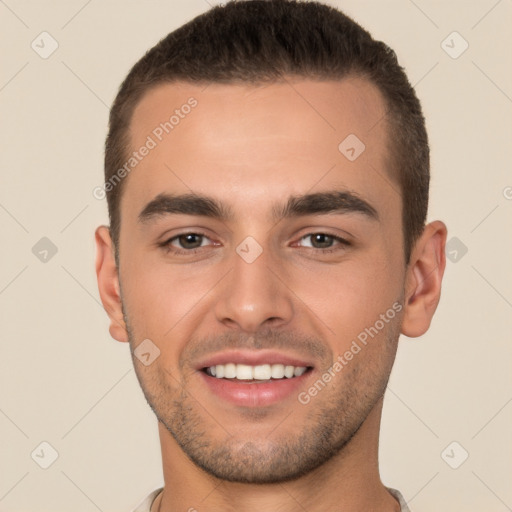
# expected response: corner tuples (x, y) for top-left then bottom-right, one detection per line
(253, 364), (271, 380)
(271, 364), (285, 379)
(224, 363), (236, 378)
(284, 365), (294, 378)
(294, 366), (307, 377)
(206, 363), (308, 380)
(235, 364), (253, 380)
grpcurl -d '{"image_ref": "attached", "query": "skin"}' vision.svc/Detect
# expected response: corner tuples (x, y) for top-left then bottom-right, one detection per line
(95, 77), (447, 511)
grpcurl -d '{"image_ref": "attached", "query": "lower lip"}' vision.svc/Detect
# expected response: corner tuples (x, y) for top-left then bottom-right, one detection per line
(198, 370), (312, 407)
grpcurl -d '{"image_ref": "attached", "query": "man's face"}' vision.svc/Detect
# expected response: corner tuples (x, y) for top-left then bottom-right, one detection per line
(117, 78), (406, 482)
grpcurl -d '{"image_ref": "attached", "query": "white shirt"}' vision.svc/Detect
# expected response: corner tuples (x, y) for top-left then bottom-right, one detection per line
(131, 486), (411, 511)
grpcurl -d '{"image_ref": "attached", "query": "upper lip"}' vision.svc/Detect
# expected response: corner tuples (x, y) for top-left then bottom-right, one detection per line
(195, 350), (315, 370)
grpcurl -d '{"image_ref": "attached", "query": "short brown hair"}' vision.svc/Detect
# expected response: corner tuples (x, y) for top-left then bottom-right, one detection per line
(104, 0), (429, 265)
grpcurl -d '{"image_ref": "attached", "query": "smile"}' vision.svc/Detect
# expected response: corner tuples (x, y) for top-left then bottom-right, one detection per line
(204, 363), (309, 381)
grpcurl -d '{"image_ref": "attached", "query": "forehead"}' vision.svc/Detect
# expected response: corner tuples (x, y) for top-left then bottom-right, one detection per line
(122, 77), (396, 221)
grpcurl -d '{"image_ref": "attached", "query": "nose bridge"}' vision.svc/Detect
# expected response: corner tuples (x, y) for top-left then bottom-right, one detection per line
(213, 239), (294, 331)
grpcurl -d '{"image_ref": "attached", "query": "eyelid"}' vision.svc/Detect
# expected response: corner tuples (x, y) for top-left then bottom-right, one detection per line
(158, 230), (352, 256)
(293, 232), (351, 249)
(158, 230), (217, 253)
(168, 232), (212, 247)
(299, 232), (350, 243)
(158, 227), (214, 244)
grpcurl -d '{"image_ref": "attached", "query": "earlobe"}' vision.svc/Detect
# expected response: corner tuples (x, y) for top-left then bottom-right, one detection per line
(401, 221), (447, 338)
(94, 225), (129, 343)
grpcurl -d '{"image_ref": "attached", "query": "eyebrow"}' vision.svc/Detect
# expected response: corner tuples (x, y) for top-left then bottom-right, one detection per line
(137, 190), (378, 224)
(274, 190), (378, 221)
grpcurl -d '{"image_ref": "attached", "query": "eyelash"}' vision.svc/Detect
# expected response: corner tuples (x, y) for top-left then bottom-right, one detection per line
(159, 232), (215, 255)
(159, 231), (351, 255)
(294, 233), (351, 253)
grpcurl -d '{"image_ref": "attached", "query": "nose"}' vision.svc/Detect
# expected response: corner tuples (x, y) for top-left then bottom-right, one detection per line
(213, 245), (295, 333)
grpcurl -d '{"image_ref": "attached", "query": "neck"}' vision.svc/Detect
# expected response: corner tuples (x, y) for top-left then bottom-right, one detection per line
(154, 398), (400, 512)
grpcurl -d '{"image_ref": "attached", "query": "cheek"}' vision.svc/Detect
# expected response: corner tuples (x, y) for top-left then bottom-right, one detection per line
(295, 254), (402, 347)
(120, 257), (216, 348)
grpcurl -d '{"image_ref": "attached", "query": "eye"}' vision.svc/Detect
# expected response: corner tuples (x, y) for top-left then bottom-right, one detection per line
(160, 232), (215, 254)
(297, 233), (350, 251)
(173, 233), (207, 249)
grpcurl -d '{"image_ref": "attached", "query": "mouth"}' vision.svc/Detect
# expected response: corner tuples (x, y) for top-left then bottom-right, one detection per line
(196, 352), (315, 407)
(202, 363), (312, 382)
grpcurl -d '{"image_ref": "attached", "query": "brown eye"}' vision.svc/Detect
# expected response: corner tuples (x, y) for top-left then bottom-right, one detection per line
(309, 234), (335, 248)
(175, 233), (204, 249)
(299, 233), (349, 249)
(293, 232), (352, 256)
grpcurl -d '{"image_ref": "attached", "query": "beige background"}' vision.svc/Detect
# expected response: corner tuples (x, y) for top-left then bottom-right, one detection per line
(1, 1), (511, 510)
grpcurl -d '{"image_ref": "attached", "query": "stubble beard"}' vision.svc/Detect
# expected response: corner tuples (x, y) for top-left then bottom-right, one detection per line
(125, 313), (401, 484)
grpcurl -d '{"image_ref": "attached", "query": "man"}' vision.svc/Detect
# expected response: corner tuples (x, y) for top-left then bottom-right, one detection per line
(95, 1), (446, 510)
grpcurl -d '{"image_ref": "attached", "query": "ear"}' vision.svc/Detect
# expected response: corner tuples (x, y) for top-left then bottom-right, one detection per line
(94, 225), (129, 342)
(401, 220), (447, 338)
